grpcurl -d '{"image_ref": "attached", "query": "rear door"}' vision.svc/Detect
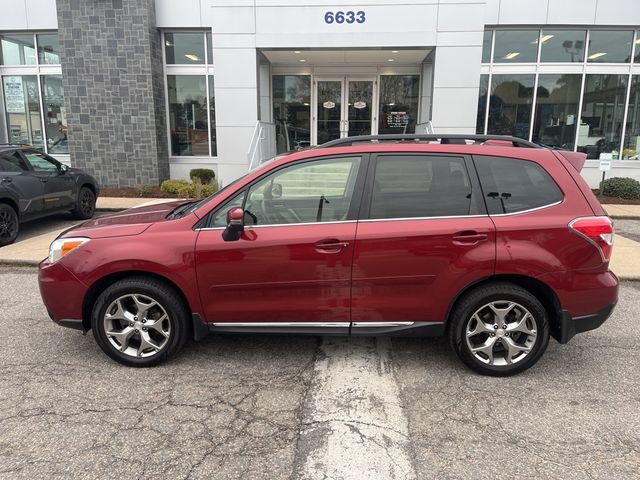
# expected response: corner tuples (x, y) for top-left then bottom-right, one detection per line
(20, 150), (75, 211)
(195, 155), (366, 326)
(351, 153), (495, 324)
(0, 151), (44, 219)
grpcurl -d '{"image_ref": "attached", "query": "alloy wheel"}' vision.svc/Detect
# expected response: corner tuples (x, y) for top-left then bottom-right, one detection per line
(103, 294), (171, 358)
(0, 210), (18, 243)
(464, 301), (538, 366)
(80, 189), (95, 217)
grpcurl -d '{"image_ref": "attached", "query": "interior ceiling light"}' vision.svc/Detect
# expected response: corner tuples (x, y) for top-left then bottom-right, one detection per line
(299, 58), (306, 62)
(588, 52), (607, 60)
(165, 41), (173, 47)
(388, 58), (395, 62)
(635, 38), (640, 45)
(294, 50), (302, 53)
(391, 50), (399, 53)
(503, 52), (520, 59)
(184, 54), (200, 61)
(532, 34), (554, 44)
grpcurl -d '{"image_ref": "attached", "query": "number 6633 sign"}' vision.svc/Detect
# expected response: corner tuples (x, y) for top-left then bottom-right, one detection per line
(324, 10), (366, 24)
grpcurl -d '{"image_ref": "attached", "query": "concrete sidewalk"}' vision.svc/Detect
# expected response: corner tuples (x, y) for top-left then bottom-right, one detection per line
(1, 198), (640, 280)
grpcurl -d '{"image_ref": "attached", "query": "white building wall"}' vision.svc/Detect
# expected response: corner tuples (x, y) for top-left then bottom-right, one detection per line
(0, 0), (58, 30)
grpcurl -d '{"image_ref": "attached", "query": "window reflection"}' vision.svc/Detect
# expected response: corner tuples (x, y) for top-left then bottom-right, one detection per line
(487, 74), (535, 139)
(164, 32), (205, 64)
(37, 34), (60, 65)
(578, 74), (627, 159)
(42, 75), (68, 154)
(481, 30), (492, 63)
(0, 34), (36, 65)
(167, 75), (209, 156)
(540, 30), (586, 63)
(532, 74), (581, 149)
(493, 30), (538, 63)
(378, 75), (420, 135)
(273, 75), (311, 153)
(476, 75), (489, 134)
(587, 30), (633, 63)
(623, 76), (640, 159)
(2, 75), (43, 148)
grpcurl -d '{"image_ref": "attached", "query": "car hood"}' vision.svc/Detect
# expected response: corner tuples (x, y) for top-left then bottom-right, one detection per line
(61, 200), (189, 239)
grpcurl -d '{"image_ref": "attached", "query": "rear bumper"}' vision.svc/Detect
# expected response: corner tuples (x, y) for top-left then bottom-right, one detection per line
(556, 301), (617, 344)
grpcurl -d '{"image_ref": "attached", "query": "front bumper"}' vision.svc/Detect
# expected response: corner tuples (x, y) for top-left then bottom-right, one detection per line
(555, 301), (617, 344)
(38, 259), (88, 329)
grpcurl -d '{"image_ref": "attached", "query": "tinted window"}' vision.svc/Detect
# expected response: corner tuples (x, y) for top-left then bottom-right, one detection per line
(587, 30), (633, 63)
(23, 151), (58, 173)
(370, 155), (472, 219)
(0, 152), (28, 171)
(245, 157), (361, 225)
(474, 156), (563, 214)
(493, 30), (538, 63)
(539, 30), (586, 63)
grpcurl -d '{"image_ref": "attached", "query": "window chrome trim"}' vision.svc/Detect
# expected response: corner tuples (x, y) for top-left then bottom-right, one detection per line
(196, 219), (356, 231)
(352, 322), (414, 327)
(359, 214), (488, 223)
(488, 200), (563, 217)
(212, 322), (350, 327)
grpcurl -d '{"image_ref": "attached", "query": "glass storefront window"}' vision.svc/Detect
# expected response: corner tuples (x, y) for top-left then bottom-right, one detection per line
(206, 32), (213, 64)
(165, 32), (205, 64)
(493, 30), (538, 63)
(487, 74), (535, 139)
(0, 34), (36, 65)
(37, 34), (60, 65)
(578, 74), (627, 159)
(272, 75), (311, 153)
(378, 75), (420, 135)
(635, 32), (640, 63)
(208, 75), (217, 156)
(481, 30), (492, 63)
(532, 74), (581, 149)
(539, 30), (586, 63)
(476, 74), (489, 134)
(41, 75), (68, 154)
(2, 75), (43, 148)
(623, 76), (640, 159)
(167, 75), (209, 156)
(587, 30), (633, 63)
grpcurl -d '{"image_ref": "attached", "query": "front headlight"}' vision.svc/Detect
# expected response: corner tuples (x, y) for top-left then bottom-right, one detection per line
(49, 237), (90, 263)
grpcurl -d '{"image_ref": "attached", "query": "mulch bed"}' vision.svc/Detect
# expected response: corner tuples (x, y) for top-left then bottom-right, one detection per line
(100, 187), (177, 198)
(592, 191), (640, 205)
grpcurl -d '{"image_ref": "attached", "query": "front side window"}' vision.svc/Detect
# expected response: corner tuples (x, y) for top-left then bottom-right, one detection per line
(244, 157), (361, 225)
(474, 155), (563, 214)
(369, 155), (472, 219)
(23, 150), (58, 173)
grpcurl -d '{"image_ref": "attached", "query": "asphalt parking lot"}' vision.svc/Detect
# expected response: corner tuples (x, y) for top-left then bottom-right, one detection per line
(0, 267), (638, 480)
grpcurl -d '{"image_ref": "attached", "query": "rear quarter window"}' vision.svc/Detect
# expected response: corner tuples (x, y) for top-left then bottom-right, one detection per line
(473, 155), (563, 214)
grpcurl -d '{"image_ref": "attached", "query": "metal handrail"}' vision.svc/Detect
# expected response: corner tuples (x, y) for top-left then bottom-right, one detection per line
(247, 121), (264, 171)
(319, 134), (542, 149)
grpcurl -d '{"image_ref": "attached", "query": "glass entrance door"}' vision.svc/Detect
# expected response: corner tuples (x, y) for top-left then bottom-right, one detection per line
(314, 77), (376, 145)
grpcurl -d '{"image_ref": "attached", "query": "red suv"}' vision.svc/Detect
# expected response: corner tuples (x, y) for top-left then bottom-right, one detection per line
(38, 135), (618, 376)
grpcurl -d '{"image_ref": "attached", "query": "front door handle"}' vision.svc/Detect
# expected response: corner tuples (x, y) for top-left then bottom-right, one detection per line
(452, 231), (488, 245)
(315, 238), (350, 253)
(1, 177), (12, 184)
(40, 177), (49, 183)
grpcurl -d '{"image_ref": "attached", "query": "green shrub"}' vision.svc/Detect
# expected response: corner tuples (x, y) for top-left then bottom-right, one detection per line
(160, 179), (190, 195)
(135, 185), (155, 197)
(601, 177), (640, 199)
(190, 168), (216, 184)
(160, 178), (219, 199)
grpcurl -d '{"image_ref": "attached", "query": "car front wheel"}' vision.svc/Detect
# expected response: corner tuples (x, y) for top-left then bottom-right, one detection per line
(0, 204), (19, 247)
(448, 283), (550, 376)
(91, 277), (190, 367)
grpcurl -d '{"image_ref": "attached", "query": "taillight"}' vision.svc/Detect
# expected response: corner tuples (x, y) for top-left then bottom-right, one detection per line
(569, 216), (614, 262)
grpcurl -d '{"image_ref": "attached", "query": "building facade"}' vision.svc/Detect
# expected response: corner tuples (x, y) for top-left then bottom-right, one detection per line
(1, 0), (639, 187)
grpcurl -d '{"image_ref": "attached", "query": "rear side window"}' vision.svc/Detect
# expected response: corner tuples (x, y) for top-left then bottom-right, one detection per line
(369, 155), (472, 219)
(474, 155), (563, 214)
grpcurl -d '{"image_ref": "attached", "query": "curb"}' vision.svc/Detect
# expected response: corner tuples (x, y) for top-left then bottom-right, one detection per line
(0, 259), (40, 267)
(610, 215), (640, 220)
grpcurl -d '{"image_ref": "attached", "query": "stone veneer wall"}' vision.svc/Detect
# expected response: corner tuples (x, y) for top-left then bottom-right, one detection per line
(56, 0), (169, 187)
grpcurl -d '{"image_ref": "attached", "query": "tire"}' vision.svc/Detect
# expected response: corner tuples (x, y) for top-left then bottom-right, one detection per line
(71, 186), (96, 220)
(448, 282), (550, 376)
(0, 203), (19, 247)
(91, 277), (191, 367)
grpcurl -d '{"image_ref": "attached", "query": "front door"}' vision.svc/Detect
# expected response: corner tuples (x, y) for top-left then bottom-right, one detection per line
(195, 154), (366, 326)
(314, 77), (376, 145)
(20, 150), (75, 211)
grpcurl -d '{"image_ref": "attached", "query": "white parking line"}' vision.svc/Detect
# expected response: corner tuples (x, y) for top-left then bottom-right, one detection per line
(296, 337), (416, 480)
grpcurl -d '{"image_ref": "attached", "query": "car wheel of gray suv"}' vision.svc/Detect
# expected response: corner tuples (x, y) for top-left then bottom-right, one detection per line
(448, 282), (550, 376)
(0, 203), (19, 247)
(91, 277), (190, 367)
(71, 186), (96, 220)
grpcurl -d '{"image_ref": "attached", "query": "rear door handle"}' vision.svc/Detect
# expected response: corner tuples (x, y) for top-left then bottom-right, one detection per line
(452, 231), (488, 245)
(315, 238), (350, 253)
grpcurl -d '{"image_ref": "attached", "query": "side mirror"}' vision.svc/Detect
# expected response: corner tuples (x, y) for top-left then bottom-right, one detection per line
(222, 207), (245, 241)
(271, 183), (283, 199)
(58, 164), (69, 174)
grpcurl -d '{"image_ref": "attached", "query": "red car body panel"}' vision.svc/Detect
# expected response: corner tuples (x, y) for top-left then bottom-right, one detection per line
(38, 141), (618, 342)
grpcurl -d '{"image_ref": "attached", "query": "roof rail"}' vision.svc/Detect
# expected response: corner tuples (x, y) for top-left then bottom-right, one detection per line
(319, 134), (542, 149)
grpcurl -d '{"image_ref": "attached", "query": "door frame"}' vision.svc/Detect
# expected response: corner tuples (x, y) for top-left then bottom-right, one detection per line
(312, 75), (379, 146)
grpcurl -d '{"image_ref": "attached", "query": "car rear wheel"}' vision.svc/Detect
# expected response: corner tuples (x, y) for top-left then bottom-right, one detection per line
(448, 283), (550, 376)
(71, 186), (96, 220)
(0, 204), (19, 247)
(91, 277), (190, 367)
